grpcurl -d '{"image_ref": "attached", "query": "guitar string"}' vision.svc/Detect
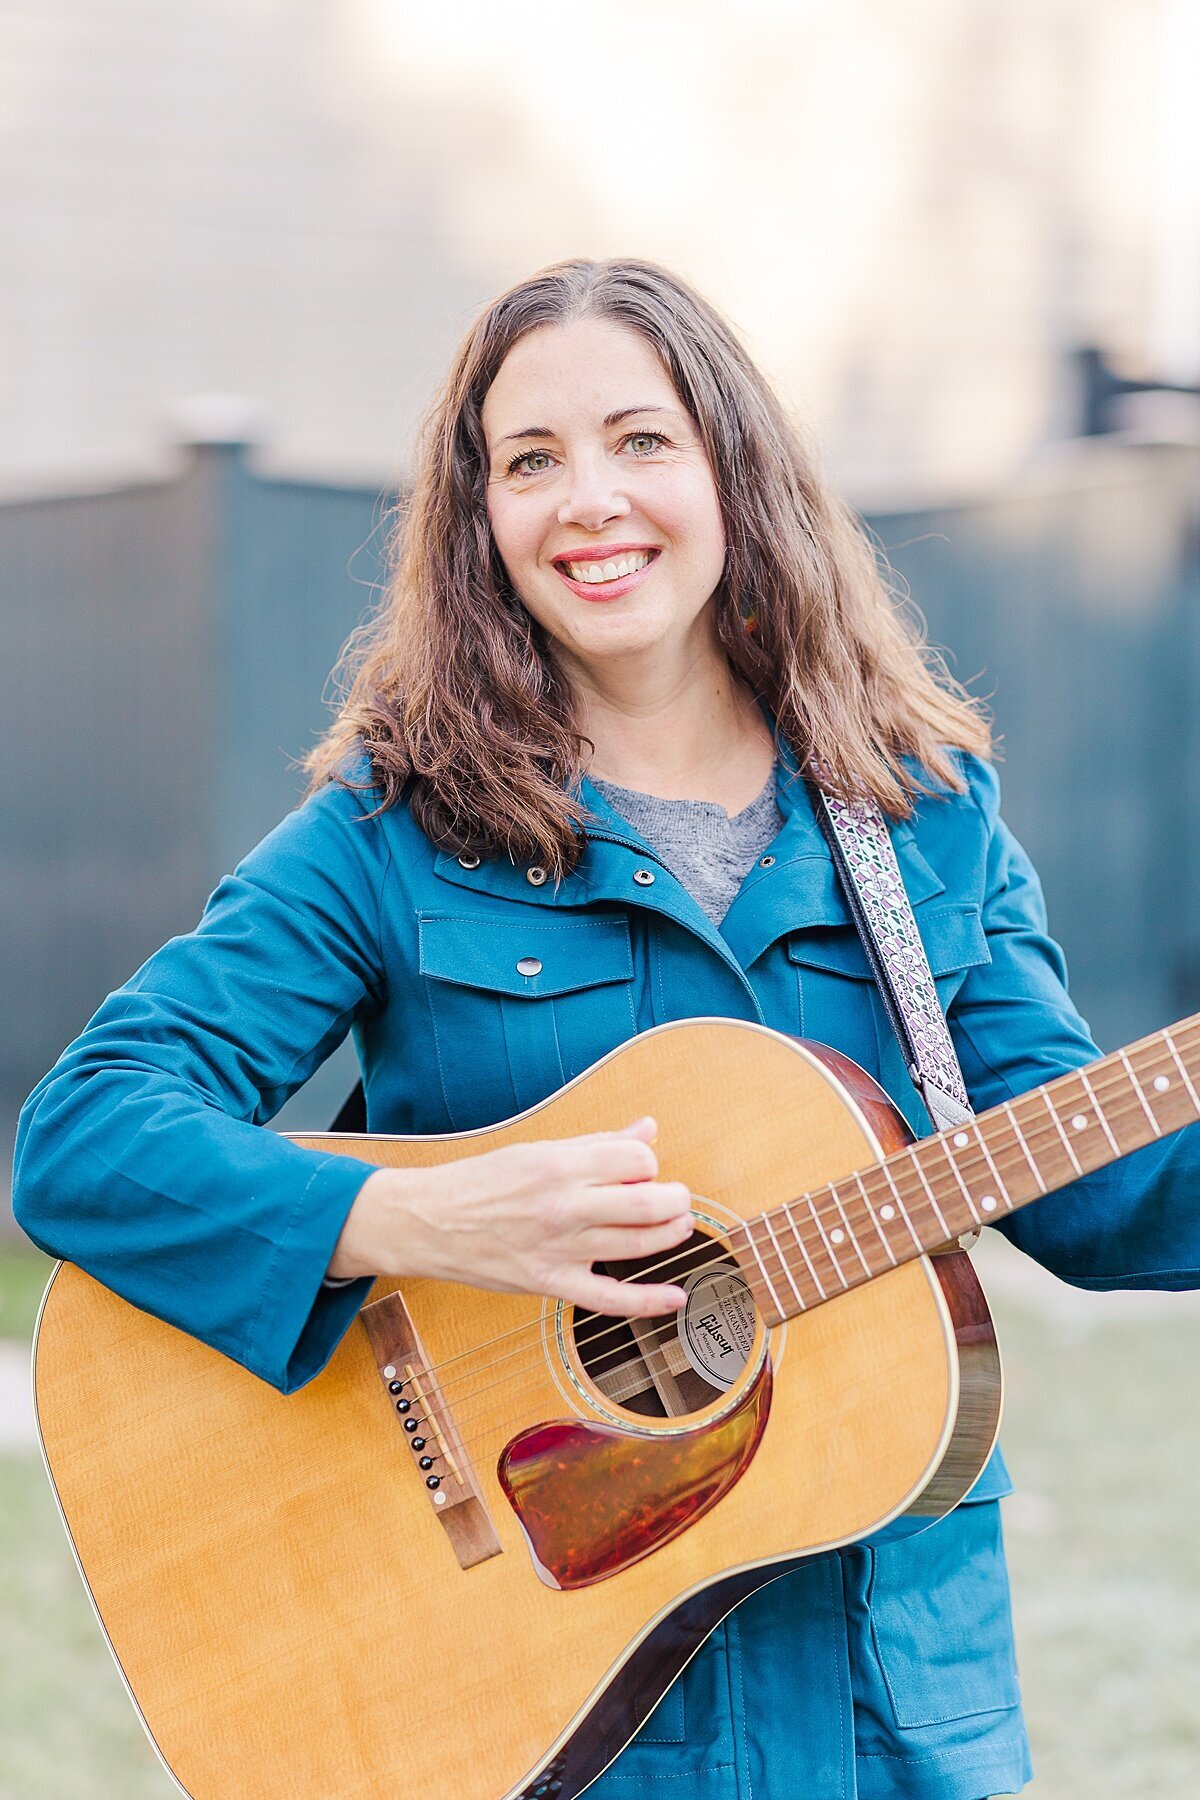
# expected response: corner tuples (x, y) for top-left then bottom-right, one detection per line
(417, 1025), (1199, 1403)
(384, 1035), (1198, 1438)
(415, 1051), (1200, 1476)
(408, 1052), (1193, 1432)
(395, 1031), (1198, 1412)
(433, 1061), (1184, 1450)
(397, 1062), (1197, 1468)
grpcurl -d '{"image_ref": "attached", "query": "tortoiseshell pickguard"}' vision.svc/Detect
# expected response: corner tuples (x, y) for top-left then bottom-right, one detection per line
(497, 1362), (773, 1590)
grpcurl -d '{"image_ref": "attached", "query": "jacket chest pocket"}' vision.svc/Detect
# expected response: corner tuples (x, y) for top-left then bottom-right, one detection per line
(418, 914), (638, 1130)
(786, 901), (991, 1063)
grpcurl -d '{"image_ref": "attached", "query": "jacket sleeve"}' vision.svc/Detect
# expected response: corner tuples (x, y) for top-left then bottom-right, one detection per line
(948, 756), (1200, 1290)
(12, 779), (392, 1391)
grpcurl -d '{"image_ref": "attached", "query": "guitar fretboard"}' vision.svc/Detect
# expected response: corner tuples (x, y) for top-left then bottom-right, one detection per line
(729, 1015), (1200, 1326)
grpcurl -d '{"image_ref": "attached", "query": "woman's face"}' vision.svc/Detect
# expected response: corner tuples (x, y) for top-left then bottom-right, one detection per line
(481, 318), (727, 683)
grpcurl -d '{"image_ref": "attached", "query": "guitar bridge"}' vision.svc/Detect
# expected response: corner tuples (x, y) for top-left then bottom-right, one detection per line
(361, 1289), (502, 1571)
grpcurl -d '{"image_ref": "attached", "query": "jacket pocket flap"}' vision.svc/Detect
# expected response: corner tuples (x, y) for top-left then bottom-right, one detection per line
(419, 914), (634, 999)
(787, 902), (990, 982)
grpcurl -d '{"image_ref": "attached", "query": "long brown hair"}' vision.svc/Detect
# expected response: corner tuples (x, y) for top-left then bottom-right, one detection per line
(307, 258), (990, 875)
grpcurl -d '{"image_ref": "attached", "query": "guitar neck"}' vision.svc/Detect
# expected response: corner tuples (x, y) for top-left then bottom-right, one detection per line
(732, 1015), (1200, 1327)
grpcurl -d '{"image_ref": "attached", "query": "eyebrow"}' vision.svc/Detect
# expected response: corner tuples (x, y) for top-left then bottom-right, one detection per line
(495, 405), (685, 448)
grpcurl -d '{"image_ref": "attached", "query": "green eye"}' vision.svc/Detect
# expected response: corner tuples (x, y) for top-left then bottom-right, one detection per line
(626, 431), (669, 455)
(507, 446), (557, 475)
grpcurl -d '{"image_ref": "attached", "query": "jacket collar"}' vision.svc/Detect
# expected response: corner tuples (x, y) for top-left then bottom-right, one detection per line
(431, 736), (945, 972)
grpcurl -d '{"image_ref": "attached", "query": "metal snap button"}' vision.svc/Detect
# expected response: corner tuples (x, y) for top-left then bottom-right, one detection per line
(633, 868), (655, 886)
(525, 866), (548, 887)
(758, 854), (776, 868)
(516, 957), (543, 978)
(456, 851), (481, 870)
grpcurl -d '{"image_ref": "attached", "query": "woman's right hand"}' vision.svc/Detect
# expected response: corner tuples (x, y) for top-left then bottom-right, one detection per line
(325, 1116), (693, 1316)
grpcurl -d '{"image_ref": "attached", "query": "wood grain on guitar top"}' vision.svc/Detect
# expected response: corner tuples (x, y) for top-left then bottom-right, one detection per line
(33, 1019), (993, 1800)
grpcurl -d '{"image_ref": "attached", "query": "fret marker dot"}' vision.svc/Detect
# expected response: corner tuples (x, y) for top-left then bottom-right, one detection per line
(953, 1131), (969, 1148)
(880, 1204), (896, 1221)
(980, 1195), (998, 1212)
(830, 1227), (845, 1245)
(1154, 1075), (1170, 1093)
(1071, 1114), (1088, 1132)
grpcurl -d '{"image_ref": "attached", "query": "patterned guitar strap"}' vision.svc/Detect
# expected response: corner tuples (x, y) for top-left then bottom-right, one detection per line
(814, 788), (975, 1136)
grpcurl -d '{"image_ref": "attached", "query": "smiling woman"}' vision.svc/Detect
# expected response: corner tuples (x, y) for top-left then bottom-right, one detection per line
(307, 259), (989, 873)
(14, 258), (1200, 1800)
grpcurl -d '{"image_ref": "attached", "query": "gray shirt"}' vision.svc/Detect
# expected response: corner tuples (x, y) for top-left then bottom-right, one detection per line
(591, 765), (784, 927)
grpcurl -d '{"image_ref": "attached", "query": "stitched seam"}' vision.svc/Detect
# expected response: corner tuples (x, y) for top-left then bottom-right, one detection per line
(245, 1159), (335, 1375)
(545, 997), (567, 1088)
(727, 1612), (752, 1800)
(372, 834), (394, 1014)
(857, 1743), (1022, 1763)
(594, 1768), (735, 1782)
(419, 915), (634, 993)
(423, 971), (462, 1130)
(652, 922), (668, 1024)
(827, 1557), (849, 1800)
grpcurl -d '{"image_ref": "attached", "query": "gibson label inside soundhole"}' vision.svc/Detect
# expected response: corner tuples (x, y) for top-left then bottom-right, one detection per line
(573, 1227), (755, 1419)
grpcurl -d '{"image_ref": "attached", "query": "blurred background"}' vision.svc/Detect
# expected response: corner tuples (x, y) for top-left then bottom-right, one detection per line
(1, 1), (1199, 1794)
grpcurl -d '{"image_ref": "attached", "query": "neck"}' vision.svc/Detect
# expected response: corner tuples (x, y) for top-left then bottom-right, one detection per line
(573, 649), (773, 806)
(730, 1015), (1200, 1326)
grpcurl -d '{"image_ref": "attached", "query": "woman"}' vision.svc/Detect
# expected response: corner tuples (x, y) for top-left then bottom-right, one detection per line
(15, 259), (1200, 1800)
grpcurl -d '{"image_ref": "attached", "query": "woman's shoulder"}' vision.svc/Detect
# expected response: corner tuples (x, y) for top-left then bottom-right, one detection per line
(233, 754), (427, 890)
(899, 749), (1006, 903)
(902, 747), (1002, 825)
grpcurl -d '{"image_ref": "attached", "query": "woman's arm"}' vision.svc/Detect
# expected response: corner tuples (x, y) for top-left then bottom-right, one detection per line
(13, 779), (392, 1391)
(949, 756), (1200, 1288)
(13, 780), (693, 1392)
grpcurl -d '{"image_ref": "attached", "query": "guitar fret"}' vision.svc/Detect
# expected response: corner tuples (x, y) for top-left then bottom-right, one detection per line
(854, 1172), (898, 1266)
(910, 1151), (953, 1239)
(1163, 1027), (1200, 1110)
(971, 1122), (1014, 1208)
(740, 1219), (788, 1320)
(763, 1207), (817, 1308)
(826, 1184), (873, 1277)
(880, 1161), (924, 1251)
(1001, 1099), (1048, 1192)
(1078, 1066), (1122, 1154)
(745, 1018), (1200, 1332)
(1040, 1089), (1083, 1175)
(934, 1136), (982, 1226)
(803, 1198), (851, 1290)
(1117, 1050), (1162, 1138)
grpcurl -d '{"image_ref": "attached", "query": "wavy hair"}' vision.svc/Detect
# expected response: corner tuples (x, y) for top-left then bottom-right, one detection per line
(306, 257), (990, 876)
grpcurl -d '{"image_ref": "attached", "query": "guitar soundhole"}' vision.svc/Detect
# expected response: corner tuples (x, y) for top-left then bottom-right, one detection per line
(571, 1227), (759, 1420)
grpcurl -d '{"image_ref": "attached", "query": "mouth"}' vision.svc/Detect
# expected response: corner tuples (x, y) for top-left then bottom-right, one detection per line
(553, 547), (661, 600)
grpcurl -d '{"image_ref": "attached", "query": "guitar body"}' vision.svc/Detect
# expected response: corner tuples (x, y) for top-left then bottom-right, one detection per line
(33, 1020), (1001, 1800)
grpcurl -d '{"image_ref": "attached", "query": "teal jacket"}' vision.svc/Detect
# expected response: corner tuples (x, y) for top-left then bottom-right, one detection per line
(15, 751), (1200, 1800)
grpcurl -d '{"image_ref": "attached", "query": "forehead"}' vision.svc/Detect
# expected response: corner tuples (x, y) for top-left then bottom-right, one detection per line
(481, 318), (680, 437)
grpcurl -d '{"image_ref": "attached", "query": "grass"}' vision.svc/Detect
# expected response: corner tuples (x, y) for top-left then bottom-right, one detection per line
(0, 1242), (54, 1340)
(1, 1236), (1198, 1796)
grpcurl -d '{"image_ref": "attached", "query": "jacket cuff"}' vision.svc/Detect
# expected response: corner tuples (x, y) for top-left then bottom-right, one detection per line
(247, 1151), (377, 1392)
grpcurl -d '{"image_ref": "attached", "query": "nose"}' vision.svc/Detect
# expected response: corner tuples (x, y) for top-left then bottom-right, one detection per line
(556, 450), (631, 533)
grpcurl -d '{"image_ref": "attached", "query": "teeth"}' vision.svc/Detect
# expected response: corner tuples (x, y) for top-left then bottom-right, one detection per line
(564, 550), (652, 584)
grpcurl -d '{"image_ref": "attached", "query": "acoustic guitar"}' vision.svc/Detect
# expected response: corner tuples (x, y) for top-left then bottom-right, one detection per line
(32, 1014), (1200, 1799)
